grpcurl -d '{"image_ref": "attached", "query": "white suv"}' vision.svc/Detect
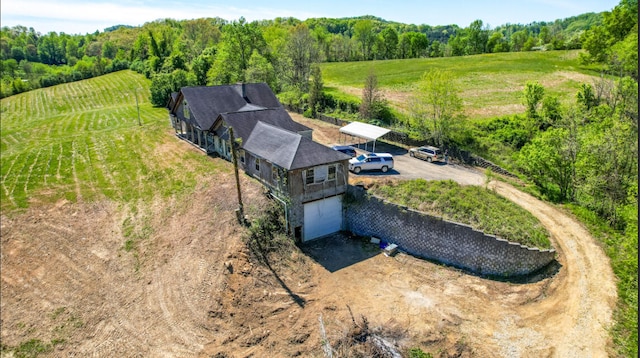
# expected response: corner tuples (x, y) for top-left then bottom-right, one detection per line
(349, 153), (394, 173)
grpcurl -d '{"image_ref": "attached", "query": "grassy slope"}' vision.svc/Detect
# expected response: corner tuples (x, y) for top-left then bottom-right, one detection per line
(370, 179), (551, 249)
(0, 70), (229, 212)
(320, 50), (603, 119)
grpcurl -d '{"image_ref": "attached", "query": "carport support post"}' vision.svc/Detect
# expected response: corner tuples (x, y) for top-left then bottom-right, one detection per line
(229, 127), (245, 225)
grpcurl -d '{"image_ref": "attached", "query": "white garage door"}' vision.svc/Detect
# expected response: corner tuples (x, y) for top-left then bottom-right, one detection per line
(303, 195), (343, 241)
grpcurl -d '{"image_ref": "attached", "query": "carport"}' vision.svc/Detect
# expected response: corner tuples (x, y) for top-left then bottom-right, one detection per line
(339, 121), (390, 153)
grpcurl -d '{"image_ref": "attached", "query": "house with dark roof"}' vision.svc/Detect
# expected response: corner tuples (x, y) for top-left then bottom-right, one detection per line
(211, 107), (312, 159)
(168, 83), (302, 153)
(240, 121), (350, 240)
(167, 83), (350, 241)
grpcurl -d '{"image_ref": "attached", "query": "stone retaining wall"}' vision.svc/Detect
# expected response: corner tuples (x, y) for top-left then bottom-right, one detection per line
(344, 186), (556, 277)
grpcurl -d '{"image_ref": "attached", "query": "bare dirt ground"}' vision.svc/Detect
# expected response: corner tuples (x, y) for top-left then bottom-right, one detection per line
(0, 116), (618, 357)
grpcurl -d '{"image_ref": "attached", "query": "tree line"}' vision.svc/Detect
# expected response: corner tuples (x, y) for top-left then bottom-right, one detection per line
(0, 6), (620, 98)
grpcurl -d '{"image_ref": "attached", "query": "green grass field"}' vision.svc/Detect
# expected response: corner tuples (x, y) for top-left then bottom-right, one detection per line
(0, 70), (228, 212)
(320, 50), (603, 119)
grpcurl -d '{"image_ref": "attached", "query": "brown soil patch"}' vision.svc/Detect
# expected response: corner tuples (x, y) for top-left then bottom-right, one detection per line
(1, 119), (617, 357)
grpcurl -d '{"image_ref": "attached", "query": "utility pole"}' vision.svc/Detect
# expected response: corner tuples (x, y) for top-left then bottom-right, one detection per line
(134, 87), (141, 126)
(229, 127), (245, 224)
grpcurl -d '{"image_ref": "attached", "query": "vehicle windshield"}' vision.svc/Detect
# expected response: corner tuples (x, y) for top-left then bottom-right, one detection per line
(356, 154), (366, 161)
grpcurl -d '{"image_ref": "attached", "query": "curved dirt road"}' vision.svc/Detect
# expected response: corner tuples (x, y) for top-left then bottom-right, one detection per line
(488, 181), (617, 357)
(303, 180), (618, 357)
(294, 113), (619, 356)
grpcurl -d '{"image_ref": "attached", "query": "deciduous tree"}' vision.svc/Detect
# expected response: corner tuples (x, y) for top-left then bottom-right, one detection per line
(522, 81), (545, 118)
(518, 124), (578, 201)
(409, 69), (463, 146)
(359, 70), (383, 121)
(281, 24), (318, 91)
(353, 19), (375, 60)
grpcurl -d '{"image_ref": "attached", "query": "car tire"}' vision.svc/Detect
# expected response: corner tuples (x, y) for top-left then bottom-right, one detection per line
(381, 166), (388, 173)
(353, 167), (361, 174)
(427, 157), (433, 163)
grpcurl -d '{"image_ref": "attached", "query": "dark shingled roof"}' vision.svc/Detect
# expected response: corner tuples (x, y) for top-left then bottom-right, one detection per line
(179, 83), (282, 130)
(167, 92), (179, 109)
(243, 122), (350, 170)
(216, 108), (311, 144)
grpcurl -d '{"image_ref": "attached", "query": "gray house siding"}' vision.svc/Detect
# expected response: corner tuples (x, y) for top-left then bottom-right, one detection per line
(284, 161), (349, 234)
(241, 150), (349, 235)
(173, 99), (216, 153)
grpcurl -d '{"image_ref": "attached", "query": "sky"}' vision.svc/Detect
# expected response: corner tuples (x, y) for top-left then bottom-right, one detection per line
(1, 0), (621, 35)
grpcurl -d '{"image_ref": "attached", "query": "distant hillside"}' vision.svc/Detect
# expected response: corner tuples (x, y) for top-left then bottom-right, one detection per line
(319, 49), (602, 120)
(1, 8), (610, 98)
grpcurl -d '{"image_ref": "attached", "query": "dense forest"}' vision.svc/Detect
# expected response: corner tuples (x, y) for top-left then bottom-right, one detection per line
(0, 3), (633, 99)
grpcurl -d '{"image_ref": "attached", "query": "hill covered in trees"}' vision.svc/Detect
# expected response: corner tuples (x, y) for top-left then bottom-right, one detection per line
(1, 1), (636, 99)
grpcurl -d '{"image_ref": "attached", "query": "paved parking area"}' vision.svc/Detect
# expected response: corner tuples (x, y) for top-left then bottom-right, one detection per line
(348, 141), (485, 186)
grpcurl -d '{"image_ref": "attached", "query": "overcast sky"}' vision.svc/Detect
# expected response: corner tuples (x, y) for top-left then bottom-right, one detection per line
(1, 0), (621, 35)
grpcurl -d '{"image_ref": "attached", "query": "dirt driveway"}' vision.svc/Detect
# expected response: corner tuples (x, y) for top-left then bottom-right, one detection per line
(291, 113), (618, 357)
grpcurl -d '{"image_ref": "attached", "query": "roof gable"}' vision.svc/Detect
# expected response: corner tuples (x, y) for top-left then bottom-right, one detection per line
(178, 83), (282, 130)
(243, 122), (349, 170)
(217, 108), (311, 144)
(243, 122), (301, 169)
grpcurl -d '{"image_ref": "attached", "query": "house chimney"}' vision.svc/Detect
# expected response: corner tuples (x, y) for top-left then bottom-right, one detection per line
(236, 82), (249, 102)
(240, 82), (246, 99)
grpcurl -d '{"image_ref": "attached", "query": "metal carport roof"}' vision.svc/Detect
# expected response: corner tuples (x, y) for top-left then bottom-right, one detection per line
(339, 121), (390, 152)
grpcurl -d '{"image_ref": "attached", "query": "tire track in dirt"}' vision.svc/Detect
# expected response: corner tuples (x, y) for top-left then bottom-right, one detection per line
(489, 181), (617, 357)
(71, 140), (83, 201)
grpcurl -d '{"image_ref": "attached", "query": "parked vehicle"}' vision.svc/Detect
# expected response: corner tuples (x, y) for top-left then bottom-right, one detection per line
(409, 146), (444, 163)
(331, 145), (357, 157)
(349, 153), (394, 173)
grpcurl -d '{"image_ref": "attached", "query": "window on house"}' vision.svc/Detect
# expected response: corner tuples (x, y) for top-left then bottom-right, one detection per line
(255, 158), (260, 171)
(328, 165), (336, 181)
(305, 169), (314, 185)
(314, 165), (328, 183)
(183, 100), (190, 119)
(240, 150), (245, 163)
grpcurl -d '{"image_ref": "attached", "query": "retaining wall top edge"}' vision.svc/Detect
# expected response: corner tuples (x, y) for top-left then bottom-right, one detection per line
(359, 191), (555, 253)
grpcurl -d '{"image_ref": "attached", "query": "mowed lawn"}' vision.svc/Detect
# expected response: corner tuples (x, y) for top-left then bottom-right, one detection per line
(0, 70), (228, 212)
(320, 50), (603, 119)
